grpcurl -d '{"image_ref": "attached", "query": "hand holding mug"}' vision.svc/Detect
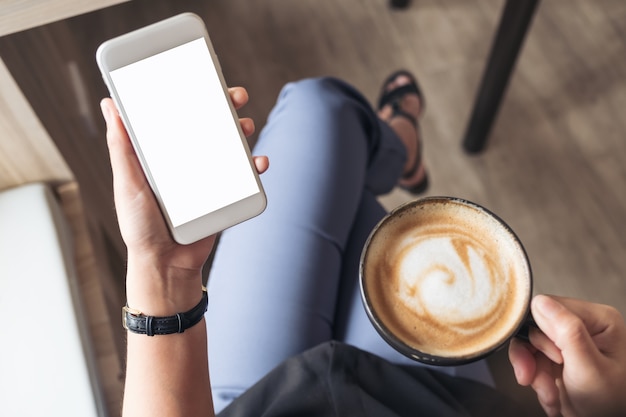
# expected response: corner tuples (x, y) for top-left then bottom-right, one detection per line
(509, 295), (626, 417)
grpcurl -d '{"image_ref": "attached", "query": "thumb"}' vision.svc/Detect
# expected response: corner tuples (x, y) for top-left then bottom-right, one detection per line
(532, 295), (601, 369)
(100, 98), (150, 196)
(101, 98), (135, 168)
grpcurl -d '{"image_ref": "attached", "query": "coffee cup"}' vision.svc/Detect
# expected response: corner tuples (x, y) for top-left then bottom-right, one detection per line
(360, 196), (533, 366)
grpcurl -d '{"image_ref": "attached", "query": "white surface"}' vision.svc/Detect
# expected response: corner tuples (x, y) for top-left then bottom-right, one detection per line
(0, 183), (102, 416)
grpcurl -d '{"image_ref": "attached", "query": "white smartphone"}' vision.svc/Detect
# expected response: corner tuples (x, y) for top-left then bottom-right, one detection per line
(96, 13), (266, 245)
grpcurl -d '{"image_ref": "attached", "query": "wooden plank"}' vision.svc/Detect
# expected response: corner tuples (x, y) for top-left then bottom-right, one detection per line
(0, 57), (73, 190)
(0, 0), (131, 37)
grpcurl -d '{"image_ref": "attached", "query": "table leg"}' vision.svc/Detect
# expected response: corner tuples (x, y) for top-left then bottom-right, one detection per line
(462, 0), (540, 153)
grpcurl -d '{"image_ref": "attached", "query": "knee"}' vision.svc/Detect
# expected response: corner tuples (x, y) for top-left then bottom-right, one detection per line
(278, 77), (367, 116)
(283, 77), (344, 97)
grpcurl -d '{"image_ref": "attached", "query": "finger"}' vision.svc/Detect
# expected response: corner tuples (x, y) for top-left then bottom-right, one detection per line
(549, 295), (626, 357)
(556, 378), (579, 417)
(100, 99), (148, 193)
(240, 117), (255, 137)
(252, 156), (269, 175)
(509, 338), (537, 386)
(529, 327), (563, 364)
(228, 86), (249, 110)
(532, 295), (602, 369)
(549, 295), (622, 335)
(531, 354), (563, 417)
(101, 98), (126, 147)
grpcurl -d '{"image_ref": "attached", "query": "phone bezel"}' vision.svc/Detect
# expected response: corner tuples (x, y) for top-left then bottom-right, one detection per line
(96, 13), (266, 244)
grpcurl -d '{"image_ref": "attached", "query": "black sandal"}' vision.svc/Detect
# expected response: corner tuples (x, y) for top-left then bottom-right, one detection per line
(378, 70), (429, 194)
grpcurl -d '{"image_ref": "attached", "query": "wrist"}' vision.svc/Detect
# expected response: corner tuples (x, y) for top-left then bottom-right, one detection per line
(125, 257), (204, 316)
(123, 288), (208, 336)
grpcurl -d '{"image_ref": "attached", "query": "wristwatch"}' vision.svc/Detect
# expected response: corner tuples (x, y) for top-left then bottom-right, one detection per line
(122, 289), (208, 336)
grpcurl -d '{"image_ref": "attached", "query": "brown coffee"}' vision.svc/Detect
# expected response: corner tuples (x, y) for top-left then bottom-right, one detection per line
(361, 197), (531, 363)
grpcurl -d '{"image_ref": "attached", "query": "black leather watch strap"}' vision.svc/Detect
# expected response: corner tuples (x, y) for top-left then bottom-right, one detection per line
(123, 289), (208, 336)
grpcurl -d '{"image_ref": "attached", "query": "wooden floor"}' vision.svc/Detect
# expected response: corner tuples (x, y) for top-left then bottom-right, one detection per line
(2, 0), (626, 416)
(206, 0), (626, 312)
(210, 0), (626, 311)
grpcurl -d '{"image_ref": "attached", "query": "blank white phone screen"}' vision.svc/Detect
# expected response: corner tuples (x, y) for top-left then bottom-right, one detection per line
(110, 38), (259, 227)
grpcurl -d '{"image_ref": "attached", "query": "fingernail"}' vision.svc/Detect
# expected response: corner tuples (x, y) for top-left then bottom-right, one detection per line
(100, 101), (111, 124)
(533, 295), (563, 320)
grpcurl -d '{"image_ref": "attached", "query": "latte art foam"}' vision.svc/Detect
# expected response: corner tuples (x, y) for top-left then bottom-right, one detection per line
(362, 198), (531, 360)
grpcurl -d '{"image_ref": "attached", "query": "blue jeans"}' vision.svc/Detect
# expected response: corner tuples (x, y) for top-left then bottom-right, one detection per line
(206, 78), (493, 412)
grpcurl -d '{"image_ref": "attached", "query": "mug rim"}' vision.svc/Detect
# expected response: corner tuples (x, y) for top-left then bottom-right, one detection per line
(359, 196), (533, 366)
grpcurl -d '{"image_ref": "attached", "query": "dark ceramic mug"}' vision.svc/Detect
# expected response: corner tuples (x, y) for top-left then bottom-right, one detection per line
(360, 197), (533, 366)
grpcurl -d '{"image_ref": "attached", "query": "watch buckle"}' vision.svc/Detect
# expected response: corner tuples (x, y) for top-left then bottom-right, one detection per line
(122, 305), (143, 330)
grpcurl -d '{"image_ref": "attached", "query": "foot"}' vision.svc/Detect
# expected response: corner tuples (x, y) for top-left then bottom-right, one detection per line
(377, 72), (428, 192)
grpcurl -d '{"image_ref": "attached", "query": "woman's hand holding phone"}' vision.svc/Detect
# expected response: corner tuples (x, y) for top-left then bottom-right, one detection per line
(101, 87), (268, 314)
(97, 13), (267, 246)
